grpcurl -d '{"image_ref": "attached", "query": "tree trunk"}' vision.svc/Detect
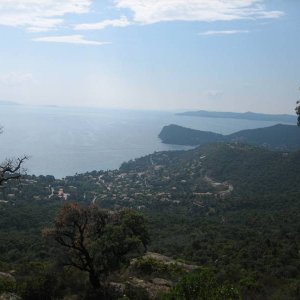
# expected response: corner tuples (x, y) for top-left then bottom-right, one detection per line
(89, 271), (100, 289)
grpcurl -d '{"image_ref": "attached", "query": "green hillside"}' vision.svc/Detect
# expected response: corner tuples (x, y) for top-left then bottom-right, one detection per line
(1, 144), (300, 299)
(159, 124), (300, 151)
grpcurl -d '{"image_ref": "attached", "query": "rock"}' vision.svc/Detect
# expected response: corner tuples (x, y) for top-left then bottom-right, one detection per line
(62, 295), (81, 300)
(0, 274), (15, 283)
(126, 277), (170, 299)
(0, 273), (16, 294)
(144, 252), (198, 271)
(151, 278), (172, 287)
(0, 293), (21, 300)
(110, 282), (126, 294)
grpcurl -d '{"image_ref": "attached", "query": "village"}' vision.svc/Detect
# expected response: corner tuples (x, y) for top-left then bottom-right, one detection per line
(0, 150), (233, 211)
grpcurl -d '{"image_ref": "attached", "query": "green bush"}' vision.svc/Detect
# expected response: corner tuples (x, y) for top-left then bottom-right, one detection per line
(162, 268), (240, 300)
(16, 262), (58, 300)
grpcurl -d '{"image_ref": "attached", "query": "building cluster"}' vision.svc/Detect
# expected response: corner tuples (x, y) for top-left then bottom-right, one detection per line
(0, 151), (233, 210)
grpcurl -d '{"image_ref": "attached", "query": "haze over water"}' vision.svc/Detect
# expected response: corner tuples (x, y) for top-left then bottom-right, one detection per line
(0, 105), (294, 178)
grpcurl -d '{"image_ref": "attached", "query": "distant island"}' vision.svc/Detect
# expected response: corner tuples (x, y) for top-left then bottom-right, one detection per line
(177, 110), (296, 123)
(159, 123), (300, 151)
(0, 100), (20, 106)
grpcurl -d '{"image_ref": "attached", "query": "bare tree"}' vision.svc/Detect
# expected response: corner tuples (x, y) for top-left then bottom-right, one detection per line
(296, 87), (300, 126)
(0, 126), (28, 185)
(296, 102), (300, 127)
(0, 156), (28, 185)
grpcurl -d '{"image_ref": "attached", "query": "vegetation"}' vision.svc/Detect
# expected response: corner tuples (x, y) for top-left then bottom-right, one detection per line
(162, 268), (239, 300)
(1, 143), (300, 298)
(44, 204), (149, 290)
(159, 124), (224, 146)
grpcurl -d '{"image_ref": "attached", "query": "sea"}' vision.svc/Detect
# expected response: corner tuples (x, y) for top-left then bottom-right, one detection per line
(0, 104), (294, 178)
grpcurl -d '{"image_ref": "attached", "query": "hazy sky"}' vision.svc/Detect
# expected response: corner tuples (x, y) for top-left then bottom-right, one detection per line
(0, 0), (299, 113)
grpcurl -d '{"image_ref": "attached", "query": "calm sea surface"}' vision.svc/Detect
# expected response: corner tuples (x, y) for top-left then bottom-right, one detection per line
(0, 105), (293, 178)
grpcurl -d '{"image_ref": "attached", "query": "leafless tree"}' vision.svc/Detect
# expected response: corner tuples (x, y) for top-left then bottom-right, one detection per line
(296, 87), (300, 126)
(0, 156), (28, 185)
(0, 126), (28, 185)
(296, 102), (300, 127)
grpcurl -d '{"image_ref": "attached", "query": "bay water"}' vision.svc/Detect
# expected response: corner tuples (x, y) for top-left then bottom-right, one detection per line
(0, 105), (293, 178)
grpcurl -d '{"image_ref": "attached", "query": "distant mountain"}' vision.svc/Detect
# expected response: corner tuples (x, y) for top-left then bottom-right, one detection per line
(159, 124), (300, 151)
(43, 104), (59, 108)
(177, 110), (296, 123)
(0, 100), (20, 106)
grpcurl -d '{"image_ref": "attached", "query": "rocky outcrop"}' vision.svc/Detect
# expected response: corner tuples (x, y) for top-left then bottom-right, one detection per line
(0, 273), (16, 295)
(0, 293), (21, 300)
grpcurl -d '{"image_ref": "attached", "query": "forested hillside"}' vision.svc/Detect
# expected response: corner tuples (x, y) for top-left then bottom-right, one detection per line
(0, 144), (300, 299)
(159, 124), (300, 151)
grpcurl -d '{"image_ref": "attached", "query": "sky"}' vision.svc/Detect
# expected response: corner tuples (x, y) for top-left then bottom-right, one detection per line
(0, 0), (299, 114)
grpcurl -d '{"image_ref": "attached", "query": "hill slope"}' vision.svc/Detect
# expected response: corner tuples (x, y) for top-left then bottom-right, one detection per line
(158, 124), (225, 146)
(159, 123), (300, 151)
(1, 143), (300, 299)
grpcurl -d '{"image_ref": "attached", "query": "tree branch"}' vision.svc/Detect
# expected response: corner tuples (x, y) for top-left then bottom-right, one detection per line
(0, 156), (28, 185)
